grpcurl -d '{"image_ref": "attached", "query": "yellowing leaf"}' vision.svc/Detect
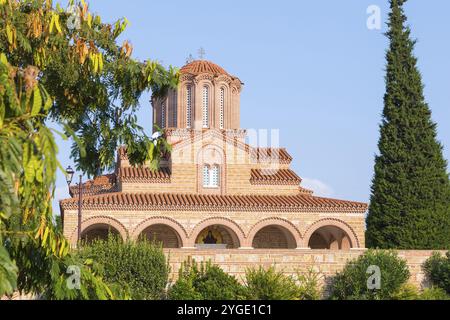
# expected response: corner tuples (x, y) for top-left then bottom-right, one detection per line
(31, 87), (42, 116)
(94, 54), (99, 73)
(42, 227), (50, 246)
(0, 53), (7, 65)
(55, 15), (62, 34)
(87, 13), (92, 28)
(58, 240), (66, 257)
(49, 15), (55, 34)
(98, 53), (103, 72)
(6, 24), (13, 44)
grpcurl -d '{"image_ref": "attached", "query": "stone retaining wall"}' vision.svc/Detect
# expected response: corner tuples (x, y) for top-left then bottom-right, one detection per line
(164, 249), (446, 289)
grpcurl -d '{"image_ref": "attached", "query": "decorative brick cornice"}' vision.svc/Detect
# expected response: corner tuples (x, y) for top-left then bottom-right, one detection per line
(250, 147), (293, 164)
(117, 167), (171, 183)
(250, 169), (301, 185)
(60, 192), (368, 214)
(298, 186), (314, 195)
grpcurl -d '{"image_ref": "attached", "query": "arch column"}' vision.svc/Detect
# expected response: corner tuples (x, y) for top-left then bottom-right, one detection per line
(131, 217), (188, 248)
(246, 218), (303, 249)
(187, 217), (246, 249)
(69, 216), (128, 246)
(302, 218), (360, 249)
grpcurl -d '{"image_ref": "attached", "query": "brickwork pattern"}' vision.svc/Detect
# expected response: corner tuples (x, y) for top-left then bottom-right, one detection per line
(164, 249), (447, 289)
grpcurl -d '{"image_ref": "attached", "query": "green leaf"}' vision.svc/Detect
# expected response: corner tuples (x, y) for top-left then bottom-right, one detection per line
(0, 246), (18, 297)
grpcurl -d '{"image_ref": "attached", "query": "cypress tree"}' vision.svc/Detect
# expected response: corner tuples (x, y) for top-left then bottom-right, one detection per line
(366, 0), (450, 249)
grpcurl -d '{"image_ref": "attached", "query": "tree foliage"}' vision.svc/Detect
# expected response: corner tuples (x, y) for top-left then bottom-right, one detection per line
(0, 53), (117, 299)
(328, 250), (410, 300)
(423, 252), (450, 294)
(168, 260), (245, 300)
(1, 0), (177, 176)
(366, 0), (450, 249)
(0, 0), (177, 298)
(77, 236), (169, 300)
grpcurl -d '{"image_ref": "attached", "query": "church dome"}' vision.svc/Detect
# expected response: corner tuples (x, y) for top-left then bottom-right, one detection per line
(180, 60), (231, 77)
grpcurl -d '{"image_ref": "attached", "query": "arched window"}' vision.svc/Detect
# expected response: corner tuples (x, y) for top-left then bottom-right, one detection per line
(186, 85), (192, 128)
(202, 86), (209, 128)
(172, 92), (177, 127)
(203, 165), (210, 187)
(161, 101), (166, 128)
(220, 87), (225, 129)
(202, 164), (220, 188)
(211, 165), (220, 187)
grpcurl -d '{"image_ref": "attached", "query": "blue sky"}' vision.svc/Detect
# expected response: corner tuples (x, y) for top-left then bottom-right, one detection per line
(53, 0), (450, 212)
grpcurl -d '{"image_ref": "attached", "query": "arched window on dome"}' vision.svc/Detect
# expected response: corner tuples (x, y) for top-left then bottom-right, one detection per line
(220, 87), (225, 129)
(161, 101), (166, 129)
(186, 85), (192, 128)
(202, 86), (209, 128)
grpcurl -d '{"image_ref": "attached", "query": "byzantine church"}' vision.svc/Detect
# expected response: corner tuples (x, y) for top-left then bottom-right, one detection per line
(61, 60), (367, 251)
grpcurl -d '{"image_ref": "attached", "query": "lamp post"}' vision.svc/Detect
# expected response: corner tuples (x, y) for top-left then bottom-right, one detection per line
(65, 166), (83, 244)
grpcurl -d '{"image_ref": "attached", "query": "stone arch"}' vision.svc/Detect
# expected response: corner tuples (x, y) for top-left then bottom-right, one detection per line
(70, 215), (128, 245)
(188, 217), (245, 248)
(303, 218), (360, 249)
(131, 217), (188, 248)
(247, 218), (302, 249)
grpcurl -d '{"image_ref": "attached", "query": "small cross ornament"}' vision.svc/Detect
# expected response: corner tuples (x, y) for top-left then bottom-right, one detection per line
(198, 47), (206, 60)
(186, 54), (194, 64)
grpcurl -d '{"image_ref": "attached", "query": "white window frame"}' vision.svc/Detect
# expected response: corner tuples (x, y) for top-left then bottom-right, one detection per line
(202, 164), (220, 188)
(186, 85), (192, 128)
(210, 165), (220, 187)
(161, 101), (166, 129)
(220, 87), (225, 129)
(202, 165), (210, 187)
(202, 85), (209, 128)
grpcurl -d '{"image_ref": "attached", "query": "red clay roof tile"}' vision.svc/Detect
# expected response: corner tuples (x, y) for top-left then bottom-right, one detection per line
(180, 60), (230, 77)
(60, 192), (367, 213)
(250, 169), (301, 185)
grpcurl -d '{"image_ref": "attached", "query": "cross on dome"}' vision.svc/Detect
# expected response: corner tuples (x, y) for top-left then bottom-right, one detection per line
(198, 47), (206, 60)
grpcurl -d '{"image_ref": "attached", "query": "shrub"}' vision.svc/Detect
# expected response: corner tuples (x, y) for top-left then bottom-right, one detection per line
(296, 269), (323, 300)
(328, 250), (410, 300)
(419, 287), (450, 300)
(391, 283), (420, 300)
(167, 278), (202, 300)
(78, 236), (169, 300)
(244, 267), (299, 300)
(168, 259), (245, 300)
(392, 284), (450, 300)
(423, 252), (450, 294)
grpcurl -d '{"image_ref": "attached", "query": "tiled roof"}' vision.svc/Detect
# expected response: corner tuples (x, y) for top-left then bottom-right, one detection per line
(117, 167), (171, 183)
(250, 148), (293, 164)
(60, 192), (367, 213)
(250, 169), (301, 185)
(69, 174), (117, 197)
(298, 186), (314, 195)
(180, 60), (230, 77)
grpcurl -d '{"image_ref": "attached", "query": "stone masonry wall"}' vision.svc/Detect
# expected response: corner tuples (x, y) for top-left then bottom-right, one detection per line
(164, 249), (446, 290)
